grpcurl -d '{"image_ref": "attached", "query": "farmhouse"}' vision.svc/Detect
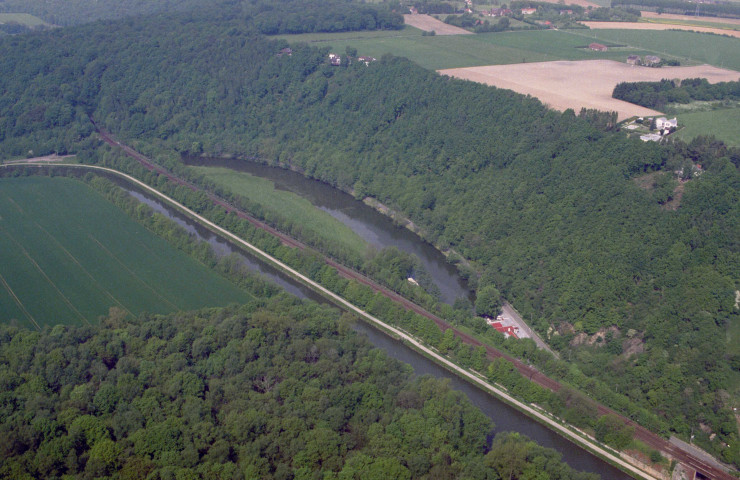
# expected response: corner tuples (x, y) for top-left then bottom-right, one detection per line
(656, 117), (678, 130)
(644, 55), (661, 66)
(328, 53), (341, 66)
(589, 43), (608, 52)
(489, 8), (512, 16)
(627, 55), (641, 65)
(277, 47), (292, 57)
(521, 7), (537, 14)
(358, 56), (377, 66)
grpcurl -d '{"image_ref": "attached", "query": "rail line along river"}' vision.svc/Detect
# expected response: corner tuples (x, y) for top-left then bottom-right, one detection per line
(183, 157), (472, 305)
(118, 165), (632, 479)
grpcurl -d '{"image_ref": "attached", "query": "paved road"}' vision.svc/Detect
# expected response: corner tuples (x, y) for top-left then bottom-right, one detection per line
(83, 131), (737, 480)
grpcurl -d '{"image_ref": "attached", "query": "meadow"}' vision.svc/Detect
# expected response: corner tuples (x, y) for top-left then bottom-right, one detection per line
(0, 13), (48, 26)
(276, 26), (740, 71)
(673, 107), (740, 146)
(0, 176), (253, 329)
(189, 166), (371, 257)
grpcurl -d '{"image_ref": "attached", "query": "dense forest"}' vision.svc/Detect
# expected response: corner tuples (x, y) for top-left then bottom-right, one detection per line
(0, 1), (737, 466)
(0, 298), (600, 479)
(613, 78), (740, 109)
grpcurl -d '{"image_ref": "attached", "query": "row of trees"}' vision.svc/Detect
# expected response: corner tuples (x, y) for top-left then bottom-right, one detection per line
(0, 3), (737, 465)
(613, 78), (740, 109)
(0, 291), (601, 479)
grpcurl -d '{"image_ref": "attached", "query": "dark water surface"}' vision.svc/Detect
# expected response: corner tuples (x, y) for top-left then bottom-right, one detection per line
(183, 157), (471, 305)
(120, 173), (631, 479)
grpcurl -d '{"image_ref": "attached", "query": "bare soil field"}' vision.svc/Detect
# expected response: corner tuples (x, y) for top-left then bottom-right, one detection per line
(533, 0), (600, 7)
(640, 11), (740, 26)
(439, 59), (740, 120)
(403, 14), (473, 35)
(582, 21), (740, 38)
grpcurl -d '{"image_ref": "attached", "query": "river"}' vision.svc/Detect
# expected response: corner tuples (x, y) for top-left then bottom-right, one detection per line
(183, 157), (471, 305)
(116, 168), (632, 479)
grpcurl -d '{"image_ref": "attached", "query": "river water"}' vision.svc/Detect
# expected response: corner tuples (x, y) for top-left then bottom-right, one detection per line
(183, 157), (471, 305)
(120, 173), (631, 479)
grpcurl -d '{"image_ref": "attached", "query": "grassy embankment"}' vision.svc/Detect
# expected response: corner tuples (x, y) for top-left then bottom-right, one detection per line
(189, 166), (371, 257)
(0, 176), (253, 328)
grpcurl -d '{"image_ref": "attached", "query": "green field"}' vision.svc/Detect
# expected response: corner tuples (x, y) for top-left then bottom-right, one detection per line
(0, 13), (49, 26)
(640, 17), (740, 31)
(673, 107), (740, 146)
(190, 166), (370, 257)
(277, 26), (740, 71)
(577, 29), (740, 71)
(0, 176), (253, 329)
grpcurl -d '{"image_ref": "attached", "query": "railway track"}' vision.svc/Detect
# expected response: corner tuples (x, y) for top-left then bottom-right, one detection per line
(94, 127), (736, 480)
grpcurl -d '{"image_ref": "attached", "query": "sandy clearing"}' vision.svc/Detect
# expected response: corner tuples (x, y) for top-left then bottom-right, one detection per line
(403, 14), (473, 35)
(582, 21), (740, 38)
(640, 11), (740, 26)
(439, 59), (740, 120)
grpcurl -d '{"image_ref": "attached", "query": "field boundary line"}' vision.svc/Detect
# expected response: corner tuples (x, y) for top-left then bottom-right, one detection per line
(87, 234), (181, 311)
(29, 220), (133, 319)
(0, 271), (40, 330)
(19, 163), (658, 480)
(0, 224), (90, 325)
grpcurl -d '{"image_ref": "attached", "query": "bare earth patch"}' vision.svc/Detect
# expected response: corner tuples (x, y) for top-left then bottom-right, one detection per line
(403, 14), (473, 35)
(439, 60), (740, 120)
(582, 21), (740, 38)
(640, 12), (740, 26)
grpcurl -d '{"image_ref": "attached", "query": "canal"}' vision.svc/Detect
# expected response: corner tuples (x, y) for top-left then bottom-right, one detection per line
(117, 169), (632, 479)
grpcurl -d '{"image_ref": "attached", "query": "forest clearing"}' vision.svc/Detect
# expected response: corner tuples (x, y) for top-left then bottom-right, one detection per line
(439, 60), (740, 120)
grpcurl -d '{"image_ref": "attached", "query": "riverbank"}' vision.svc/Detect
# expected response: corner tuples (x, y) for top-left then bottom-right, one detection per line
(6, 161), (660, 480)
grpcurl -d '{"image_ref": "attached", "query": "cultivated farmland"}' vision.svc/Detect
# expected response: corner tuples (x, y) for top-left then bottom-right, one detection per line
(439, 60), (740, 120)
(582, 21), (740, 39)
(402, 14), (473, 35)
(0, 176), (253, 328)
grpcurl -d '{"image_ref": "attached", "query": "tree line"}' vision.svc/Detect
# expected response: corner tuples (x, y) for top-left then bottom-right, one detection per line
(613, 78), (740, 109)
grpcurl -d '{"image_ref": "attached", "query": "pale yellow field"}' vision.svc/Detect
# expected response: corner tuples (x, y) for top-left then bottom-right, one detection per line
(640, 11), (740, 26)
(582, 21), (740, 38)
(403, 14), (473, 35)
(439, 60), (740, 120)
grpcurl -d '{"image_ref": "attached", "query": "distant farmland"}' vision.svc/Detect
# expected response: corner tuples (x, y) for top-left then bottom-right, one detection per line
(0, 176), (253, 329)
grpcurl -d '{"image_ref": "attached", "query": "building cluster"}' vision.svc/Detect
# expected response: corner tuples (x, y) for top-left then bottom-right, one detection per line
(327, 53), (376, 66)
(626, 55), (662, 66)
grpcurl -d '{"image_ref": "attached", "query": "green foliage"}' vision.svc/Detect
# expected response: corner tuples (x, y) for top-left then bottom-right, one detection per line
(0, 4), (737, 465)
(0, 301), (600, 479)
(594, 414), (635, 450)
(475, 285), (503, 317)
(613, 78), (740, 109)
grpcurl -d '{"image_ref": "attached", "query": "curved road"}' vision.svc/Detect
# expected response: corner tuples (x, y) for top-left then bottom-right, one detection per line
(62, 130), (738, 480)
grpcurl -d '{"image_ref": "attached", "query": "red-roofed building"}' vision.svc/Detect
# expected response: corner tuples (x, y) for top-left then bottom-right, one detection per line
(490, 322), (520, 339)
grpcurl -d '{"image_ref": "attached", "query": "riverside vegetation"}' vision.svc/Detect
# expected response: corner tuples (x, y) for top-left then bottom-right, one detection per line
(0, 0), (738, 468)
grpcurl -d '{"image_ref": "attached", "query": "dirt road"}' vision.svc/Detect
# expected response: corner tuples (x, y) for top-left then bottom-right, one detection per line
(92, 129), (736, 480)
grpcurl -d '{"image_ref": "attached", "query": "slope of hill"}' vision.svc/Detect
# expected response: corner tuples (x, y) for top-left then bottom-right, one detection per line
(0, 5), (737, 466)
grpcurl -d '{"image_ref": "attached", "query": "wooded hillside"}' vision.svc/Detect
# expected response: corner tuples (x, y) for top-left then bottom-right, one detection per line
(0, 4), (737, 465)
